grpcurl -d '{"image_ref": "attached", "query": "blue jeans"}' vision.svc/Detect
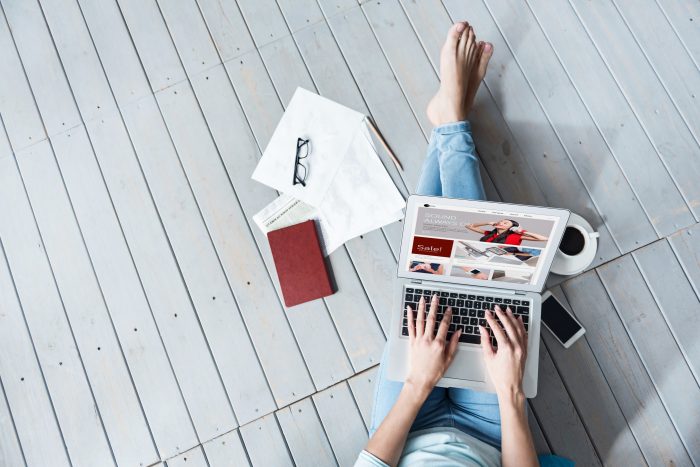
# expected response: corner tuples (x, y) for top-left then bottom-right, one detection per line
(369, 121), (501, 449)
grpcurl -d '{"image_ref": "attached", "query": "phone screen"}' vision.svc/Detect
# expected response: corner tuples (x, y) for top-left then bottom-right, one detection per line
(542, 295), (581, 343)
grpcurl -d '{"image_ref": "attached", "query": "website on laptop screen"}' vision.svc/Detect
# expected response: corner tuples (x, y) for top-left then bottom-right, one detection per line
(405, 204), (560, 287)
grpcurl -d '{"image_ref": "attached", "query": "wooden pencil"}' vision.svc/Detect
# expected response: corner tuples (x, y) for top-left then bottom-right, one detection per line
(366, 116), (403, 171)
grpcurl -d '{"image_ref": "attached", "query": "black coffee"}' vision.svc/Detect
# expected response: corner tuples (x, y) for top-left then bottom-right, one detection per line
(559, 227), (585, 255)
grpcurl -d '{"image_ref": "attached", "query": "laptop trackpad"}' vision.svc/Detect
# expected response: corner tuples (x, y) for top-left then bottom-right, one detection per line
(444, 353), (486, 382)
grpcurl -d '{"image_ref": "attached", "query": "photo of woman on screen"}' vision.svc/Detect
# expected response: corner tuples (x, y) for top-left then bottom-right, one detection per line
(465, 219), (549, 246)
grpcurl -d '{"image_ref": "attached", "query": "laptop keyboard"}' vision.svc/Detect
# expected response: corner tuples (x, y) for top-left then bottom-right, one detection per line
(401, 286), (530, 347)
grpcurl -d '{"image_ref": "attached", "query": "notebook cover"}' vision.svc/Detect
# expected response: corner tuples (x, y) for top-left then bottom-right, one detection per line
(267, 219), (334, 307)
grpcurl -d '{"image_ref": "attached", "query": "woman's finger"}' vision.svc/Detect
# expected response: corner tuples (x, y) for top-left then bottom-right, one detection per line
(416, 295), (425, 336)
(479, 325), (494, 358)
(424, 294), (438, 339)
(496, 305), (519, 342)
(485, 310), (508, 347)
(436, 307), (452, 341)
(515, 314), (526, 342)
(407, 305), (415, 340)
(446, 328), (461, 366)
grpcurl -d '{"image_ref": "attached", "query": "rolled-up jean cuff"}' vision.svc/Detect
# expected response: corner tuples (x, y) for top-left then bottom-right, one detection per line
(432, 120), (471, 135)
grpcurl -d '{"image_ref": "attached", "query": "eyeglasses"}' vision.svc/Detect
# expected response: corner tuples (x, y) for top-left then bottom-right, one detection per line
(293, 137), (310, 187)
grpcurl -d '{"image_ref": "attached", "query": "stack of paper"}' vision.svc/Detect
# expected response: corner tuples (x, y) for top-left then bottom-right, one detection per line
(252, 87), (405, 255)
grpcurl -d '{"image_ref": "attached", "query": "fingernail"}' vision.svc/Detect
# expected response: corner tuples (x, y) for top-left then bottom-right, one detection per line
(455, 22), (466, 31)
(484, 42), (492, 52)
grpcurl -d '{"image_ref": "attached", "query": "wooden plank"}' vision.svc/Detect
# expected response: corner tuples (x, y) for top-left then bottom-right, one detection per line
(361, 0), (434, 136)
(239, 414), (294, 467)
(347, 366), (379, 430)
(1, 0), (81, 136)
(486, 0), (662, 249)
(202, 430), (251, 467)
(276, 0), (326, 33)
(597, 255), (700, 463)
(166, 446), (207, 467)
(442, 0), (620, 266)
(236, 0), (290, 49)
(0, 148), (115, 467)
(120, 93), (292, 413)
(76, 0), (152, 106)
(75, 0), (276, 427)
(37, 0), (118, 121)
(155, 82), (331, 396)
(0, 377), (25, 467)
(115, 0), (186, 91)
(195, 0), (256, 61)
(189, 66), (384, 373)
(276, 398), (338, 466)
(154, 0), (220, 78)
(634, 240), (700, 381)
(17, 130), (159, 467)
(0, 9), (45, 150)
(614, 0), (700, 144)
(313, 382), (368, 467)
(0, 235), (69, 467)
(527, 409), (550, 455)
(258, 35), (316, 105)
(656, 0), (700, 70)
(562, 270), (693, 466)
(528, 336), (602, 466)
(669, 223), (700, 297)
(543, 287), (646, 465)
(569, 0), (700, 219)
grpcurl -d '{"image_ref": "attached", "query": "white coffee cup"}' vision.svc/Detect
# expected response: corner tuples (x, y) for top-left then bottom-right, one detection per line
(550, 212), (599, 276)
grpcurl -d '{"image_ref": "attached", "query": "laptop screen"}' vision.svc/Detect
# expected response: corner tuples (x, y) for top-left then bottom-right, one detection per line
(401, 197), (567, 291)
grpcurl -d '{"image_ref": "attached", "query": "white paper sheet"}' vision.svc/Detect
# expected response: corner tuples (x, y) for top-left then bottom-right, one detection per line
(251, 88), (405, 253)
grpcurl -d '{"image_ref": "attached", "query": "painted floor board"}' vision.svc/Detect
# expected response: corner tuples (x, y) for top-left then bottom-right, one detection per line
(202, 430), (251, 467)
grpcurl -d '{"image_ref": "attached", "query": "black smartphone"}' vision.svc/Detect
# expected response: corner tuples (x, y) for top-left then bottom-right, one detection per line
(541, 291), (585, 348)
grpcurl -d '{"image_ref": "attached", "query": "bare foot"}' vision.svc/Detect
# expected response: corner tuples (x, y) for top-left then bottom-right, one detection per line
(427, 22), (493, 126)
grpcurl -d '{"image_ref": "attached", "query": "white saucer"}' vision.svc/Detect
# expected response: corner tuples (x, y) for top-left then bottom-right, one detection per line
(550, 212), (599, 276)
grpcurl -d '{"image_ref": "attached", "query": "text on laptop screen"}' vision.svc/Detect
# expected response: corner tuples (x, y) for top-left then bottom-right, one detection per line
(405, 205), (560, 286)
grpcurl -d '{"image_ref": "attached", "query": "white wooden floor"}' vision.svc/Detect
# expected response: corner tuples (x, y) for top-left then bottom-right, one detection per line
(0, 0), (699, 466)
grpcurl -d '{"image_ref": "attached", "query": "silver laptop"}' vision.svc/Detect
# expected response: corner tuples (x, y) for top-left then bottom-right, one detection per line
(386, 195), (570, 397)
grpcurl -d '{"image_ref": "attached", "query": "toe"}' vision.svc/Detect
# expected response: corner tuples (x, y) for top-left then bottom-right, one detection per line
(478, 42), (494, 78)
(444, 22), (466, 52)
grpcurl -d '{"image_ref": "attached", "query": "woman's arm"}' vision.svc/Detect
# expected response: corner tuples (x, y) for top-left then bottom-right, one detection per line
(479, 306), (538, 467)
(465, 222), (492, 234)
(518, 231), (548, 242)
(365, 295), (461, 466)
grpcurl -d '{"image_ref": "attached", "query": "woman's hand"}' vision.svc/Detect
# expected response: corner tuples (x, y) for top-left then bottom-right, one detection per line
(478, 305), (527, 398)
(405, 295), (461, 395)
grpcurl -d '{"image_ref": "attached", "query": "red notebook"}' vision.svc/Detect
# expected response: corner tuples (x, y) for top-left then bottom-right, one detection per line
(267, 220), (334, 307)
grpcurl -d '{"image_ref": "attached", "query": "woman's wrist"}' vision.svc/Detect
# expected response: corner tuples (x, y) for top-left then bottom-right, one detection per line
(497, 387), (526, 411)
(403, 378), (433, 404)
